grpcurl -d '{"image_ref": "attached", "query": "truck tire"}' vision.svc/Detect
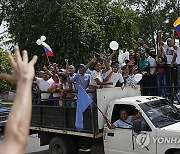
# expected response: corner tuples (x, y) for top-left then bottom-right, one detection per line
(173, 150), (180, 154)
(71, 141), (79, 154)
(49, 136), (73, 154)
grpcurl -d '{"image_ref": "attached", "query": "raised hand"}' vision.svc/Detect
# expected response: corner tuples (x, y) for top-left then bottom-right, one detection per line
(90, 57), (97, 63)
(0, 45), (38, 84)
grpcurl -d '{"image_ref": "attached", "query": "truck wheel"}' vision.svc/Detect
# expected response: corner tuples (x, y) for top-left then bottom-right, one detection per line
(71, 141), (79, 154)
(49, 136), (72, 154)
(173, 150), (180, 154)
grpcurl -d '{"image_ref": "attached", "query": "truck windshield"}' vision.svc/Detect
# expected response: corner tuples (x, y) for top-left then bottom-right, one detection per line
(139, 99), (180, 128)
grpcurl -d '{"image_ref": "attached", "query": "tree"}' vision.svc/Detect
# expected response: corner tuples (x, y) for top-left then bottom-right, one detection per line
(0, 49), (14, 93)
(122, 0), (167, 48)
(0, 0), (137, 69)
(163, 0), (180, 40)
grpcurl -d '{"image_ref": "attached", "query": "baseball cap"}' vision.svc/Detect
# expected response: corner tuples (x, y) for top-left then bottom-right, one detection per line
(78, 64), (86, 68)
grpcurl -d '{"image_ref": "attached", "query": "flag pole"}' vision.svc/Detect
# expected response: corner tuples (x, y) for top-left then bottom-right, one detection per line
(92, 101), (113, 125)
(46, 55), (51, 66)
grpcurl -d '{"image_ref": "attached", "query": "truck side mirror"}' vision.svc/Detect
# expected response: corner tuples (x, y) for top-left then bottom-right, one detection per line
(133, 120), (141, 133)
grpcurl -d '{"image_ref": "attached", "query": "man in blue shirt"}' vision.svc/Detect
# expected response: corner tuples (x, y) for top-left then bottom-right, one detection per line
(104, 108), (141, 129)
(68, 64), (90, 90)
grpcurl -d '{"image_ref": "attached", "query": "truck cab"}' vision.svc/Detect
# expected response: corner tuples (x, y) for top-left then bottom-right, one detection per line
(104, 96), (180, 154)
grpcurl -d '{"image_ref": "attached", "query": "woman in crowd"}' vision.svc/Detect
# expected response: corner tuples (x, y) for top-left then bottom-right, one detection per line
(59, 73), (75, 107)
(48, 74), (62, 106)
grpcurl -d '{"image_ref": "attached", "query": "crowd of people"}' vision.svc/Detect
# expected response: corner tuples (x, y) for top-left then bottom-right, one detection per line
(33, 30), (180, 106)
(0, 29), (180, 152)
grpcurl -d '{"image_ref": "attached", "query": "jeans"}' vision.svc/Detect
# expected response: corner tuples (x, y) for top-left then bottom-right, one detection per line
(157, 72), (166, 97)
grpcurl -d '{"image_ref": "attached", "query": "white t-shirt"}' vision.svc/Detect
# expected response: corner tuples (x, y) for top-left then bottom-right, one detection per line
(163, 44), (177, 64)
(36, 78), (53, 99)
(147, 56), (156, 74)
(89, 70), (103, 88)
(104, 69), (124, 88)
(118, 51), (129, 65)
(175, 47), (180, 65)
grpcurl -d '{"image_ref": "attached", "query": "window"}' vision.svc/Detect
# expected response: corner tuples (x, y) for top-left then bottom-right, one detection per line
(112, 104), (151, 131)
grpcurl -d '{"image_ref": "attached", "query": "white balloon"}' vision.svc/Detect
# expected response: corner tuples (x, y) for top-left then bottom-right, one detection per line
(134, 74), (142, 82)
(109, 41), (119, 50)
(40, 35), (46, 41)
(36, 39), (42, 45)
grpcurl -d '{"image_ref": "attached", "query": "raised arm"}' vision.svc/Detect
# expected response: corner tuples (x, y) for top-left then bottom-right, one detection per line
(0, 46), (37, 154)
(104, 70), (113, 82)
(143, 44), (156, 59)
(132, 111), (142, 121)
(65, 59), (69, 70)
(100, 54), (110, 74)
(86, 57), (97, 69)
(158, 30), (164, 47)
(107, 50), (117, 63)
(43, 65), (53, 77)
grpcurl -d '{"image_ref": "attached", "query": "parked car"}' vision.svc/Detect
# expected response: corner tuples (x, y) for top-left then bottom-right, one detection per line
(0, 103), (10, 132)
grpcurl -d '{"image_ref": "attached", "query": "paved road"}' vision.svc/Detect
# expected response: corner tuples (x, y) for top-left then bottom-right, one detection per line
(25, 134), (49, 154)
(0, 132), (90, 154)
(0, 133), (49, 154)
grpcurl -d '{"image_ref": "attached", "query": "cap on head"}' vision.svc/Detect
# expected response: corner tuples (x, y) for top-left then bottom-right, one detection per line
(78, 64), (86, 68)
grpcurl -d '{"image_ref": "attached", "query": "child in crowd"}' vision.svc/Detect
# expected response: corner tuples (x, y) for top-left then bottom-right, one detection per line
(122, 65), (138, 89)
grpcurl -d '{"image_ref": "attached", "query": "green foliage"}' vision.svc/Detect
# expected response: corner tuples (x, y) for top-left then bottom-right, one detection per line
(0, 0), (137, 69)
(0, 49), (14, 93)
(123, 0), (180, 48)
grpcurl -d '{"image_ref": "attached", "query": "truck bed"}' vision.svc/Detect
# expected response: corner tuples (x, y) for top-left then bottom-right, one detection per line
(30, 104), (101, 138)
(30, 86), (141, 138)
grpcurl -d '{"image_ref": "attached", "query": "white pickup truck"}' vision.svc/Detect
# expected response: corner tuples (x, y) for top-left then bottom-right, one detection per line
(30, 86), (180, 154)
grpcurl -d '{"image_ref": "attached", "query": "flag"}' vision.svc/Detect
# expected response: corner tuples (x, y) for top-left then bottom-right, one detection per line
(42, 42), (54, 57)
(75, 85), (93, 131)
(173, 17), (180, 37)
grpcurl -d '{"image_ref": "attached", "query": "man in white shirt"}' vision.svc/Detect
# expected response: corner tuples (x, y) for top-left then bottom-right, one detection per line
(158, 30), (178, 100)
(35, 72), (53, 101)
(147, 50), (158, 95)
(158, 30), (177, 65)
(104, 61), (124, 88)
(118, 48), (129, 67)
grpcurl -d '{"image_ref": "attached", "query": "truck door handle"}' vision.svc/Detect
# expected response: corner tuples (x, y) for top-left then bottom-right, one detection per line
(108, 133), (114, 137)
